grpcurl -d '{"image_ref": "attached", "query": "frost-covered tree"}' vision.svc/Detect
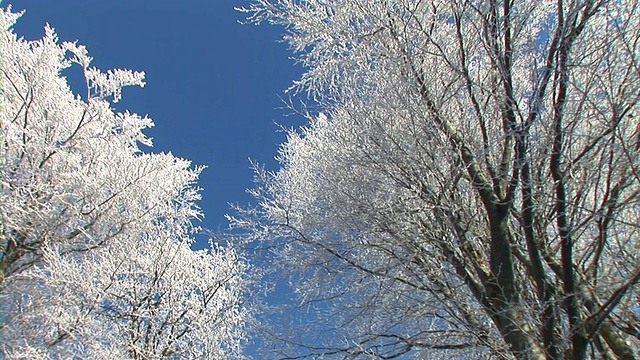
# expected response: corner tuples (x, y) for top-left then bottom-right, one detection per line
(236, 0), (640, 358)
(0, 6), (247, 359)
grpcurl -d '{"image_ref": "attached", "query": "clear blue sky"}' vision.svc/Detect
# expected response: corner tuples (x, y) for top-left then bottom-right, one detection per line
(7, 0), (303, 241)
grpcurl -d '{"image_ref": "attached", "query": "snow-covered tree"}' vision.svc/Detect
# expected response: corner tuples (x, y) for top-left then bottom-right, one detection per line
(236, 0), (640, 358)
(0, 6), (247, 358)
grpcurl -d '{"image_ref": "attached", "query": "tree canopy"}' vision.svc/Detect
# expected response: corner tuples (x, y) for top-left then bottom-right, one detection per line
(237, 0), (640, 358)
(0, 6), (247, 358)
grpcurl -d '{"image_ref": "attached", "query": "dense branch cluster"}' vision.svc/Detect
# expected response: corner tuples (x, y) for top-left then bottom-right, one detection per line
(236, 0), (640, 358)
(0, 7), (247, 358)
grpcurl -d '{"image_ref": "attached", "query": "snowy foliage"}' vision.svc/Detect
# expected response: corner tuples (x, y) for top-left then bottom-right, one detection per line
(0, 6), (246, 359)
(237, 0), (640, 359)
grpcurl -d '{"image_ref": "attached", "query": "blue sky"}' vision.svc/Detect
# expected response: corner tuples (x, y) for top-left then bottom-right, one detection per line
(7, 0), (303, 240)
